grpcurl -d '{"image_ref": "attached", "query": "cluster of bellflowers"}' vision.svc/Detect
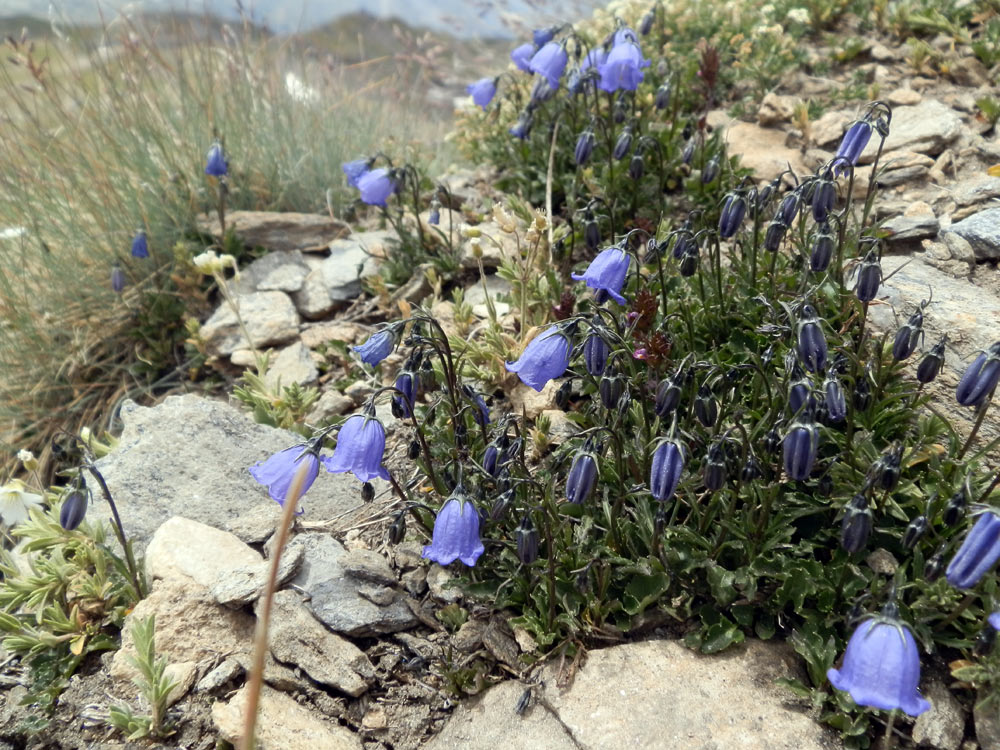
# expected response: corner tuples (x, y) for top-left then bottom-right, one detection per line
(234, 9), (1000, 735)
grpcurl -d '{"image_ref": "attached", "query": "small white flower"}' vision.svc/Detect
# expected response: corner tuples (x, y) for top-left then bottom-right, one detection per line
(0, 480), (44, 526)
(192, 250), (239, 277)
(787, 8), (811, 24)
(17, 449), (37, 471)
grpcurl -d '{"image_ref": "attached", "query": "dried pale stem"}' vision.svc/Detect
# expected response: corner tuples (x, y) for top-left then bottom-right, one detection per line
(239, 459), (310, 750)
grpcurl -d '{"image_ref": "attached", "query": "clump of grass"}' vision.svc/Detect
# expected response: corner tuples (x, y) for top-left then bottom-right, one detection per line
(0, 12), (446, 476)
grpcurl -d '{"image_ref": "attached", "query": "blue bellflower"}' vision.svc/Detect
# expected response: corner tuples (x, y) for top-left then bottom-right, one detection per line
(572, 246), (631, 305)
(597, 39), (649, 92)
(533, 26), (557, 46)
(650, 439), (685, 502)
(956, 342), (1000, 407)
(784, 419), (818, 481)
(130, 230), (149, 259)
(392, 371), (416, 418)
(566, 452), (598, 504)
(357, 168), (395, 207)
(511, 42), (535, 72)
(422, 495), (484, 567)
(250, 444), (320, 508)
(111, 263), (126, 294)
(353, 329), (394, 366)
(528, 42), (568, 89)
(323, 415), (390, 483)
(506, 325), (572, 391)
(342, 158), (370, 188)
(833, 120), (873, 176)
(946, 511), (1000, 589)
(205, 142), (228, 177)
(827, 614), (931, 717)
(467, 77), (497, 110)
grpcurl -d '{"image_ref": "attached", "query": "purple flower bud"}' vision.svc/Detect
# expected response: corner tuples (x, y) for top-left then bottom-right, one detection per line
(628, 153), (645, 181)
(956, 342), (1000, 408)
(943, 489), (966, 527)
(516, 516), (539, 564)
(511, 42), (535, 72)
(681, 139), (695, 165)
(599, 374), (626, 410)
(855, 250), (882, 303)
(467, 77), (497, 110)
(694, 385), (717, 427)
(654, 82), (671, 110)
(483, 444), (500, 476)
(111, 262), (126, 294)
(572, 246), (631, 305)
(811, 177), (836, 224)
(718, 193), (747, 239)
(841, 494), (872, 553)
(529, 42), (568, 89)
(506, 325), (573, 391)
(679, 244), (699, 277)
(947, 511), (1000, 589)
(533, 26), (557, 47)
(701, 157), (720, 185)
(810, 225), (835, 273)
(827, 615), (930, 717)
(205, 141), (228, 177)
(776, 192), (800, 227)
(422, 495), (484, 567)
(650, 439), (685, 502)
(824, 375), (847, 423)
(584, 214), (600, 251)
(797, 305), (827, 373)
(903, 515), (928, 549)
(783, 419), (818, 481)
(833, 120), (873, 176)
(323, 415), (390, 483)
(763, 220), (786, 253)
(575, 129), (596, 166)
(130, 230), (149, 259)
(392, 371), (417, 418)
(788, 376), (814, 417)
(654, 376), (682, 417)
(916, 338), (946, 384)
(509, 111), (534, 140)
(583, 330), (610, 376)
(703, 443), (727, 492)
(566, 451), (599, 504)
(60, 489), (89, 531)
(639, 9), (656, 35)
(530, 76), (557, 104)
(613, 126), (633, 161)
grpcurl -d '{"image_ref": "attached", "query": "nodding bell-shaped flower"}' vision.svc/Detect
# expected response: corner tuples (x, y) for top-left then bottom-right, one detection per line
(205, 141), (228, 177)
(946, 510), (1000, 589)
(854, 249), (882, 303)
(703, 443), (727, 492)
(650, 439), (685, 502)
(583, 329), (610, 376)
(575, 128), (596, 166)
(903, 515), (929, 549)
(59, 487), (89, 531)
(797, 305), (827, 373)
(516, 516), (540, 564)
(916, 338), (946, 384)
(956, 342), (1000, 408)
(892, 308), (924, 362)
(613, 126), (633, 161)
(467, 77), (497, 110)
(529, 77), (557, 104)
(783, 417), (819, 482)
(130, 230), (149, 259)
(810, 174), (836, 224)
(533, 26), (557, 46)
(654, 82), (671, 110)
(824, 374), (847, 423)
(572, 246), (631, 305)
(341, 158), (370, 188)
(511, 42), (535, 72)
(702, 157), (720, 185)
(111, 262), (126, 294)
(694, 384), (718, 427)
(943, 488), (966, 527)
(639, 7), (656, 35)
(810, 224), (835, 273)
(655, 376), (682, 417)
(529, 42), (568, 88)
(422, 493), (484, 567)
(827, 606), (931, 717)
(763, 220), (786, 253)
(391, 371), (417, 418)
(833, 119), (873, 176)
(788, 375), (815, 417)
(323, 414), (390, 483)
(250, 442), (321, 507)
(509, 110), (533, 140)
(597, 38), (649, 92)
(506, 324), (573, 391)
(353, 329), (395, 366)
(840, 494), (872, 553)
(776, 192), (800, 227)
(357, 168), (395, 207)
(566, 451), (599, 504)
(718, 193), (747, 239)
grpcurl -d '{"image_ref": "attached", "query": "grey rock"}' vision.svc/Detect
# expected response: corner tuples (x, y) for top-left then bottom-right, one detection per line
(950, 207), (1000, 260)
(196, 658), (243, 693)
(465, 274), (512, 318)
(300, 321), (363, 349)
(263, 340), (319, 390)
(394, 541), (425, 570)
(460, 221), (521, 269)
(226, 502), (281, 544)
(483, 617), (520, 669)
(882, 212), (940, 243)
(952, 177), (1000, 208)
(721, 120), (810, 182)
(292, 267), (338, 319)
(453, 618), (486, 653)
(213, 685), (362, 750)
(942, 232), (976, 267)
(860, 100), (963, 159)
(94, 394), (365, 551)
(265, 590), (375, 697)
(210, 540), (304, 607)
(539, 409), (578, 446)
(913, 680), (964, 750)
(306, 390), (355, 425)
(233, 250), (311, 295)
(342, 548), (397, 587)
(322, 231), (392, 302)
(357, 583), (398, 606)
(876, 165), (929, 187)
(201, 291), (300, 355)
(757, 92), (799, 126)
(344, 380), (374, 404)
(294, 534), (417, 637)
(430, 640), (835, 750)
(145, 516), (261, 588)
(427, 564), (462, 603)
(811, 109), (852, 147)
(196, 211), (350, 253)
(437, 169), (485, 208)
(400, 567), (427, 597)
(976, 693), (1000, 750)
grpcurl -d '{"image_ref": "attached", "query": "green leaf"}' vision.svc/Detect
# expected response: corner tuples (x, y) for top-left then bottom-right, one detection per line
(700, 619), (744, 654)
(622, 570), (670, 616)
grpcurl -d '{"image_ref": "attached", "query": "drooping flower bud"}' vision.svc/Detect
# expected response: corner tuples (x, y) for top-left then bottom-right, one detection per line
(639, 7), (656, 35)
(583, 329), (610, 376)
(783, 418), (819, 481)
(575, 128), (597, 166)
(654, 82), (671, 110)
(566, 451), (599, 504)
(694, 384), (718, 428)
(841, 494), (872, 554)
(483, 444), (500, 477)
(788, 375), (814, 417)
(650, 439), (685, 502)
(871, 443), (903, 492)
(811, 174), (836, 224)
(892, 308), (924, 362)
(776, 192), (800, 227)
(679, 244), (699, 277)
(855, 249), (882, 303)
(361, 482), (375, 502)
(974, 626), (997, 656)
(902, 515), (928, 549)
(407, 440), (420, 460)
(655, 376), (682, 417)
(956, 342), (1000, 408)
(490, 490), (514, 521)
(628, 153), (645, 181)
(516, 516), (539, 564)
(60, 489), (89, 531)
(854, 367), (873, 411)
(741, 455), (763, 482)
(599, 374), (625, 410)
(916, 338), (946, 384)
(701, 156), (720, 184)
(924, 549), (945, 582)
(718, 193), (747, 239)
(797, 305), (827, 373)
(824, 374), (847, 423)
(763, 220), (786, 253)
(810, 224), (835, 273)
(585, 211), (600, 251)
(833, 120), (873, 176)
(388, 511), (406, 544)
(392, 371), (417, 418)
(703, 443), (727, 492)
(613, 126), (633, 161)
(943, 488), (966, 527)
